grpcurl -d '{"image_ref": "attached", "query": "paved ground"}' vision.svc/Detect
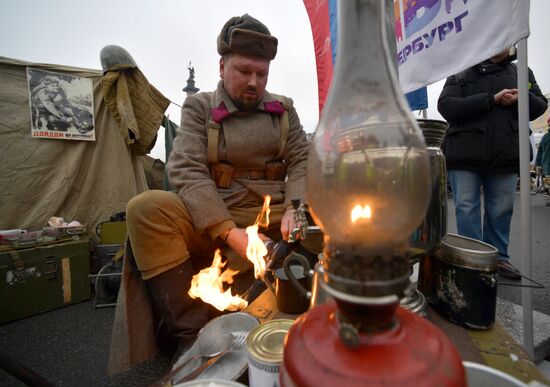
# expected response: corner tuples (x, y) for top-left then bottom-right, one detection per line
(0, 300), (170, 387)
(1, 193), (549, 386)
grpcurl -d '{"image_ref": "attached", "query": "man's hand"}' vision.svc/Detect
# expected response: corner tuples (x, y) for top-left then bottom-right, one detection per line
(224, 227), (248, 260)
(280, 207), (297, 241)
(224, 227), (268, 261)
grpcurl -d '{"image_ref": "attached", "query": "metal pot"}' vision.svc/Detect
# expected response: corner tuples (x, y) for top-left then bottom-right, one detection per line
(409, 119), (448, 263)
(428, 234), (499, 329)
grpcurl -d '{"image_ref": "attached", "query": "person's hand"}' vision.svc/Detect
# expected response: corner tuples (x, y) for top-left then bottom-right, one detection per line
(224, 227), (248, 260)
(224, 227), (268, 261)
(494, 89), (509, 104)
(280, 207), (297, 241)
(494, 88), (518, 105)
(500, 88), (518, 106)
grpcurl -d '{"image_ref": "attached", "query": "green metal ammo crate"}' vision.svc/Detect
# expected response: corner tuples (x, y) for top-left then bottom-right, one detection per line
(0, 238), (91, 324)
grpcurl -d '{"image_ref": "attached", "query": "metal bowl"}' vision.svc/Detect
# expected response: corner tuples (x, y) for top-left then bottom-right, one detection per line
(171, 312), (259, 383)
(463, 361), (527, 386)
(174, 378), (246, 387)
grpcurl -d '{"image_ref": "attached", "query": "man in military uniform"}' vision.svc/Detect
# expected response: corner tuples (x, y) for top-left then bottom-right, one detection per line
(109, 14), (309, 372)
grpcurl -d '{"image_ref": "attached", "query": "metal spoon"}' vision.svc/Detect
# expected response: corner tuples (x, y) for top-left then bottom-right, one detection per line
(151, 333), (231, 387)
(176, 333), (232, 371)
(175, 331), (248, 384)
(152, 331), (247, 387)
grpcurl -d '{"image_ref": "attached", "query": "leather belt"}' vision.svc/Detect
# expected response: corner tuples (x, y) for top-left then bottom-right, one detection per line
(233, 169), (266, 180)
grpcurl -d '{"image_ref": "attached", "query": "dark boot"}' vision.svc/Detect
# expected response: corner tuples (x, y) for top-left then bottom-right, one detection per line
(144, 261), (215, 355)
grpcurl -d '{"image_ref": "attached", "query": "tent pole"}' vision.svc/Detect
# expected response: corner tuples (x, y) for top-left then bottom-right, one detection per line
(517, 38), (534, 359)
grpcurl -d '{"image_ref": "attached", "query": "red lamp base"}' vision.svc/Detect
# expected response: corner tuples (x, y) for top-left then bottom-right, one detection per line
(280, 302), (465, 387)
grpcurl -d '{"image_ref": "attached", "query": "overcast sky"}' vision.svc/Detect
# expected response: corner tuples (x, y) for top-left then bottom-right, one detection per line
(1, 0), (548, 161)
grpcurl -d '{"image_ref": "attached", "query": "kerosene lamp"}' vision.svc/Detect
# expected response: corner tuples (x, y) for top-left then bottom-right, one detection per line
(279, 0), (465, 385)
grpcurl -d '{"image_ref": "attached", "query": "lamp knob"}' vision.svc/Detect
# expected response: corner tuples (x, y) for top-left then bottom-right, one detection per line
(339, 321), (360, 348)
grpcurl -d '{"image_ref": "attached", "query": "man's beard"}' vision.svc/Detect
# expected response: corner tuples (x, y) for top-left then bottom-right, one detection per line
(233, 91), (260, 112)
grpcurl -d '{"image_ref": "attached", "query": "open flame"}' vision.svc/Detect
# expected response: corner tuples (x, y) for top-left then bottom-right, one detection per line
(246, 195), (271, 278)
(351, 204), (372, 223)
(187, 195), (272, 311)
(188, 249), (248, 311)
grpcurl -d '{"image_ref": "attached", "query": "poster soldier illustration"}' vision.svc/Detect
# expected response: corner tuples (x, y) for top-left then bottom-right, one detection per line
(27, 68), (95, 141)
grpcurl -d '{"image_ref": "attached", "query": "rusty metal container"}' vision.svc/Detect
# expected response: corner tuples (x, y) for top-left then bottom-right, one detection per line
(432, 233), (499, 329)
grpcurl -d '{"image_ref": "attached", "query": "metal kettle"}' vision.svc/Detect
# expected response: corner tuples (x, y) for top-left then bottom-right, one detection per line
(409, 119), (449, 263)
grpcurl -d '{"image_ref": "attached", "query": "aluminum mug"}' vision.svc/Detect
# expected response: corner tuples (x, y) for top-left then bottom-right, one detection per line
(283, 252), (331, 309)
(274, 265), (309, 314)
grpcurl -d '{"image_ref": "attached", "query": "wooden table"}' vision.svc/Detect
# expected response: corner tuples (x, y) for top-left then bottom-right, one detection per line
(243, 290), (550, 385)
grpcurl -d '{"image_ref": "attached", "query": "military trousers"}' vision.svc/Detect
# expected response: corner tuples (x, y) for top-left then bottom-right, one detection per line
(126, 190), (284, 279)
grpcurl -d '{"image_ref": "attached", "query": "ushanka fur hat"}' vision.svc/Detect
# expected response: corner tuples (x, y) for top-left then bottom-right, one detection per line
(217, 14), (278, 60)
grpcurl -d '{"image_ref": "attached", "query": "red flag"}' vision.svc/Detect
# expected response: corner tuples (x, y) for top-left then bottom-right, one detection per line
(303, 0), (334, 115)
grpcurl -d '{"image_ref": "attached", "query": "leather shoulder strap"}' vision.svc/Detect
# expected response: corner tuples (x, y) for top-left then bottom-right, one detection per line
(207, 120), (220, 164)
(207, 94), (232, 164)
(270, 93), (290, 160)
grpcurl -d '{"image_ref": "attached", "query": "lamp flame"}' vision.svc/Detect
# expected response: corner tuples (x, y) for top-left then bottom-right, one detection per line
(351, 204), (372, 223)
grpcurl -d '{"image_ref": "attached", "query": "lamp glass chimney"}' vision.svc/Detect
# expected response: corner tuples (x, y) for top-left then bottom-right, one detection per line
(306, 0), (431, 282)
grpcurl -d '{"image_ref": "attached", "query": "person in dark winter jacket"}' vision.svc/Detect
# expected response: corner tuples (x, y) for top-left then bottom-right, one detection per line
(438, 47), (547, 279)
